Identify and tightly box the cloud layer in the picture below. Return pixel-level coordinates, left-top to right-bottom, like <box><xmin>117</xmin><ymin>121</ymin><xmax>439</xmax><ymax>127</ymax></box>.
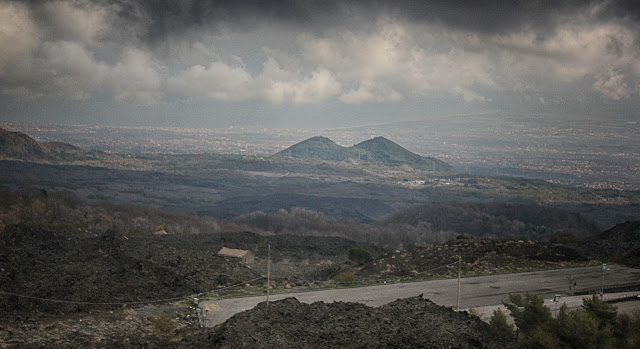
<box><xmin>1</xmin><ymin>0</ymin><xmax>639</xmax><ymax>118</ymax></box>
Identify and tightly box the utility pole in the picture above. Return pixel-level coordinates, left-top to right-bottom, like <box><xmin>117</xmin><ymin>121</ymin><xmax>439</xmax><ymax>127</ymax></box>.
<box><xmin>601</xmin><ymin>263</ymin><xmax>605</xmax><ymax>300</ymax></box>
<box><xmin>267</xmin><ymin>244</ymin><xmax>271</xmax><ymax>307</ymax></box>
<box><xmin>457</xmin><ymin>255</ymin><xmax>462</xmax><ymax>309</ymax></box>
<box><xmin>553</xmin><ymin>295</ymin><xmax>561</xmax><ymax>316</ymax></box>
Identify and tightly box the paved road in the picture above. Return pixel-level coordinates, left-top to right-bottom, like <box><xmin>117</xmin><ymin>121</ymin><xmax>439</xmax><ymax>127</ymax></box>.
<box><xmin>199</xmin><ymin>265</ymin><xmax>640</xmax><ymax>327</ymax></box>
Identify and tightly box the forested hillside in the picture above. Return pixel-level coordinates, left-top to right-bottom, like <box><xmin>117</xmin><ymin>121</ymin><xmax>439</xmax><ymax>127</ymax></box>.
<box><xmin>385</xmin><ymin>202</ymin><xmax>601</xmax><ymax>241</ymax></box>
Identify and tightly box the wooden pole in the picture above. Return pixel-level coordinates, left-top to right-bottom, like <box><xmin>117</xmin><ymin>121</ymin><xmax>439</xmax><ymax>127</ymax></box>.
<box><xmin>457</xmin><ymin>255</ymin><xmax>461</xmax><ymax>309</ymax></box>
<box><xmin>267</xmin><ymin>244</ymin><xmax>271</xmax><ymax>307</ymax></box>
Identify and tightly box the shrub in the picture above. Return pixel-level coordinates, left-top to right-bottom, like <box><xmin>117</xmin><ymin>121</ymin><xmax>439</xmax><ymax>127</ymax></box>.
<box><xmin>550</xmin><ymin>232</ymin><xmax>578</xmax><ymax>244</ymax></box>
<box><xmin>348</xmin><ymin>247</ymin><xmax>372</xmax><ymax>264</ymax></box>
<box><xmin>335</xmin><ymin>271</ymin><xmax>358</xmax><ymax>286</ymax></box>
<box><xmin>149</xmin><ymin>311</ymin><xmax>176</xmax><ymax>336</ymax></box>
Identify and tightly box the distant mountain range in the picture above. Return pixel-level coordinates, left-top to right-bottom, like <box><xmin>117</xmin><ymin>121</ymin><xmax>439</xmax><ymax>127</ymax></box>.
<box><xmin>0</xmin><ymin>128</ymin><xmax>85</xmax><ymax>161</ymax></box>
<box><xmin>273</xmin><ymin>136</ymin><xmax>453</xmax><ymax>171</ymax></box>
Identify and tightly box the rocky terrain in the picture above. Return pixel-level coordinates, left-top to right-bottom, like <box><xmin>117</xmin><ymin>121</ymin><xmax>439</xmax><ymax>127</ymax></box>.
<box><xmin>190</xmin><ymin>296</ymin><xmax>521</xmax><ymax>348</ymax></box>
<box><xmin>577</xmin><ymin>220</ymin><xmax>640</xmax><ymax>267</ymax></box>
<box><xmin>2</xmin><ymin>296</ymin><xmax>523</xmax><ymax>348</ymax></box>
<box><xmin>354</xmin><ymin>236</ymin><xmax>593</xmax><ymax>282</ymax></box>
<box><xmin>0</xmin><ymin>226</ymin><xmax>260</xmax><ymax>322</ymax></box>
<box><xmin>0</xmin><ymin>178</ymin><xmax>636</xmax><ymax>347</ymax></box>
<box><xmin>0</xmin><ymin>222</ymin><xmax>385</xmax><ymax>321</ymax></box>
<box><xmin>1</xmin><ymin>307</ymin><xmax>162</xmax><ymax>348</ymax></box>
<box><xmin>2</xmin><ymin>221</ymin><xmax>638</xmax><ymax>347</ymax></box>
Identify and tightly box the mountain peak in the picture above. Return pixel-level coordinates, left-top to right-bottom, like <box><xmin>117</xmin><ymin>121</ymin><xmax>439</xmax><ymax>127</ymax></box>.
<box><xmin>302</xmin><ymin>136</ymin><xmax>336</xmax><ymax>144</ymax></box>
<box><xmin>355</xmin><ymin>136</ymin><xmax>399</xmax><ymax>148</ymax></box>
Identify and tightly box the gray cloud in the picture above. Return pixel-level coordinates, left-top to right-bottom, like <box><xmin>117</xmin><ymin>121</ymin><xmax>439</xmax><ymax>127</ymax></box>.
<box><xmin>1</xmin><ymin>0</ymin><xmax>639</xmax><ymax>127</ymax></box>
<box><xmin>96</xmin><ymin>0</ymin><xmax>640</xmax><ymax>42</ymax></box>
<box><xmin>16</xmin><ymin>1</ymin><xmax>640</xmax><ymax>44</ymax></box>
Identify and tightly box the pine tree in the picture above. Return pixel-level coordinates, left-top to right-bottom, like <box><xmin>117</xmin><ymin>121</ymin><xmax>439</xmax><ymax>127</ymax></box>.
<box><xmin>489</xmin><ymin>308</ymin><xmax>516</xmax><ymax>339</ymax></box>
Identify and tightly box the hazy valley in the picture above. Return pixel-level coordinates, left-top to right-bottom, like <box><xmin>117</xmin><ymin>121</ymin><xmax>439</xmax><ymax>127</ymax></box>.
<box><xmin>1</xmin><ymin>124</ymin><xmax>640</xmax><ymax>348</ymax></box>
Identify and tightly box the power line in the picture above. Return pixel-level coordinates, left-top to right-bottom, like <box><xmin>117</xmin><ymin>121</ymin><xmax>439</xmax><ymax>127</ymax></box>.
<box><xmin>266</xmin><ymin>259</ymin><xmax>460</xmax><ymax>286</ymax></box>
<box><xmin>0</xmin><ymin>250</ymin><xmax>500</xmax><ymax>307</ymax></box>
<box><xmin>0</xmin><ymin>276</ymin><xmax>264</xmax><ymax>306</ymax></box>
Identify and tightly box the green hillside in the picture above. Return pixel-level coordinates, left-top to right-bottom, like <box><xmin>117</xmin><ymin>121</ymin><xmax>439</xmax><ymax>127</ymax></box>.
<box><xmin>273</xmin><ymin>136</ymin><xmax>453</xmax><ymax>171</ymax></box>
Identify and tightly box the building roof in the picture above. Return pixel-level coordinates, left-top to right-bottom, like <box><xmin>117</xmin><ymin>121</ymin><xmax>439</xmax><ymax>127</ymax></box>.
<box><xmin>218</xmin><ymin>247</ymin><xmax>252</xmax><ymax>258</ymax></box>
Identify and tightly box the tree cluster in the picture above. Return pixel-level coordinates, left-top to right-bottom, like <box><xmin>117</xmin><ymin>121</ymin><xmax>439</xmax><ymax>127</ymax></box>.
<box><xmin>385</xmin><ymin>202</ymin><xmax>600</xmax><ymax>241</ymax></box>
<box><xmin>0</xmin><ymin>187</ymin><xmax>222</xmax><ymax>235</ymax></box>
<box><xmin>231</xmin><ymin>207</ymin><xmax>456</xmax><ymax>248</ymax></box>
<box><xmin>492</xmin><ymin>293</ymin><xmax>640</xmax><ymax>348</ymax></box>
<box><xmin>0</xmin><ymin>187</ymin><xmax>605</xmax><ymax>251</ymax></box>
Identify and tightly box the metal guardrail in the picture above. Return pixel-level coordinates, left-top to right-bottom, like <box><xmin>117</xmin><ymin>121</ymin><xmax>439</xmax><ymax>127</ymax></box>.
<box><xmin>605</xmin><ymin>292</ymin><xmax>640</xmax><ymax>303</ymax></box>
<box><xmin>574</xmin><ymin>282</ymin><xmax>640</xmax><ymax>296</ymax></box>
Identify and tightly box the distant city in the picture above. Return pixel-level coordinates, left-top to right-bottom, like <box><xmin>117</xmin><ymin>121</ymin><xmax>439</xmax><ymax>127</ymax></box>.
<box><xmin>2</xmin><ymin>112</ymin><xmax>638</xmax><ymax>190</ymax></box>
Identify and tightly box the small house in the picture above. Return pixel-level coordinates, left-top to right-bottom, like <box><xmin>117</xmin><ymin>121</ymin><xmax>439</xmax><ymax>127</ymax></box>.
<box><xmin>217</xmin><ymin>247</ymin><xmax>255</xmax><ymax>264</ymax></box>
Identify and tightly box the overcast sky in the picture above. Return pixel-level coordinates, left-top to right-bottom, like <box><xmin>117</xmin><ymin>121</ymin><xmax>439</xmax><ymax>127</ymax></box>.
<box><xmin>1</xmin><ymin>0</ymin><xmax>639</xmax><ymax>128</ymax></box>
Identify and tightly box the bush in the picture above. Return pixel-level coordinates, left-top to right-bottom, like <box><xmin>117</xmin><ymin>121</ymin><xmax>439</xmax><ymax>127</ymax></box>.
<box><xmin>335</xmin><ymin>271</ymin><xmax>358</xmax><ymax>286</ymax></box>
<box><xmin>348</xmin><ymin>247</ymin><xmax>372</xmax><ymax>264</ymax></box>
<box><xmin>149</xmin><ymin>311</ymin><xmax>175</xmax><ymax>336</ymax></box>
<box><xmin>549</xmin><ymin>232</ymin><xmax>578</xmax><ymax>244</ymax></box>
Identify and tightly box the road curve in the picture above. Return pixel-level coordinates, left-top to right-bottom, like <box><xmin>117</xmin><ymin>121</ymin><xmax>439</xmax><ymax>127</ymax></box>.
<box><xmin>199</xmin><ymin>265</ymin><xmax>640</xmax><ymax>327</ymax></box>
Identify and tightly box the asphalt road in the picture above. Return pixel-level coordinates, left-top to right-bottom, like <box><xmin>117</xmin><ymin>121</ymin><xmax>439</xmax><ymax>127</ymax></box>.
<box><xmin>199</xmin><ymin>265</ymin><xmax>640</xmax><ymax>327</ymax></box>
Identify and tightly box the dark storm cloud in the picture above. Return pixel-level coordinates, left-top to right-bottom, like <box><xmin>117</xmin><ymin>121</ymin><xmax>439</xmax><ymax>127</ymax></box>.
<box><xmin>389</xmin><ymin>0</ymin><xmax>640</xmax><ymax>32</ymax></box>
<box><xmin>100</xmin><ymin>0</ymin><xmax>640</xmax><ymax>42</ymax></box>
<box><xmin>110</xmin><ymin>0</ymin><xmax>351</xmax><ymax>42</ymax></box>
<box><xmin>16</xmin><ymin>0</ymin><xmax>640</xmax><ymax>43</ymax></box>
